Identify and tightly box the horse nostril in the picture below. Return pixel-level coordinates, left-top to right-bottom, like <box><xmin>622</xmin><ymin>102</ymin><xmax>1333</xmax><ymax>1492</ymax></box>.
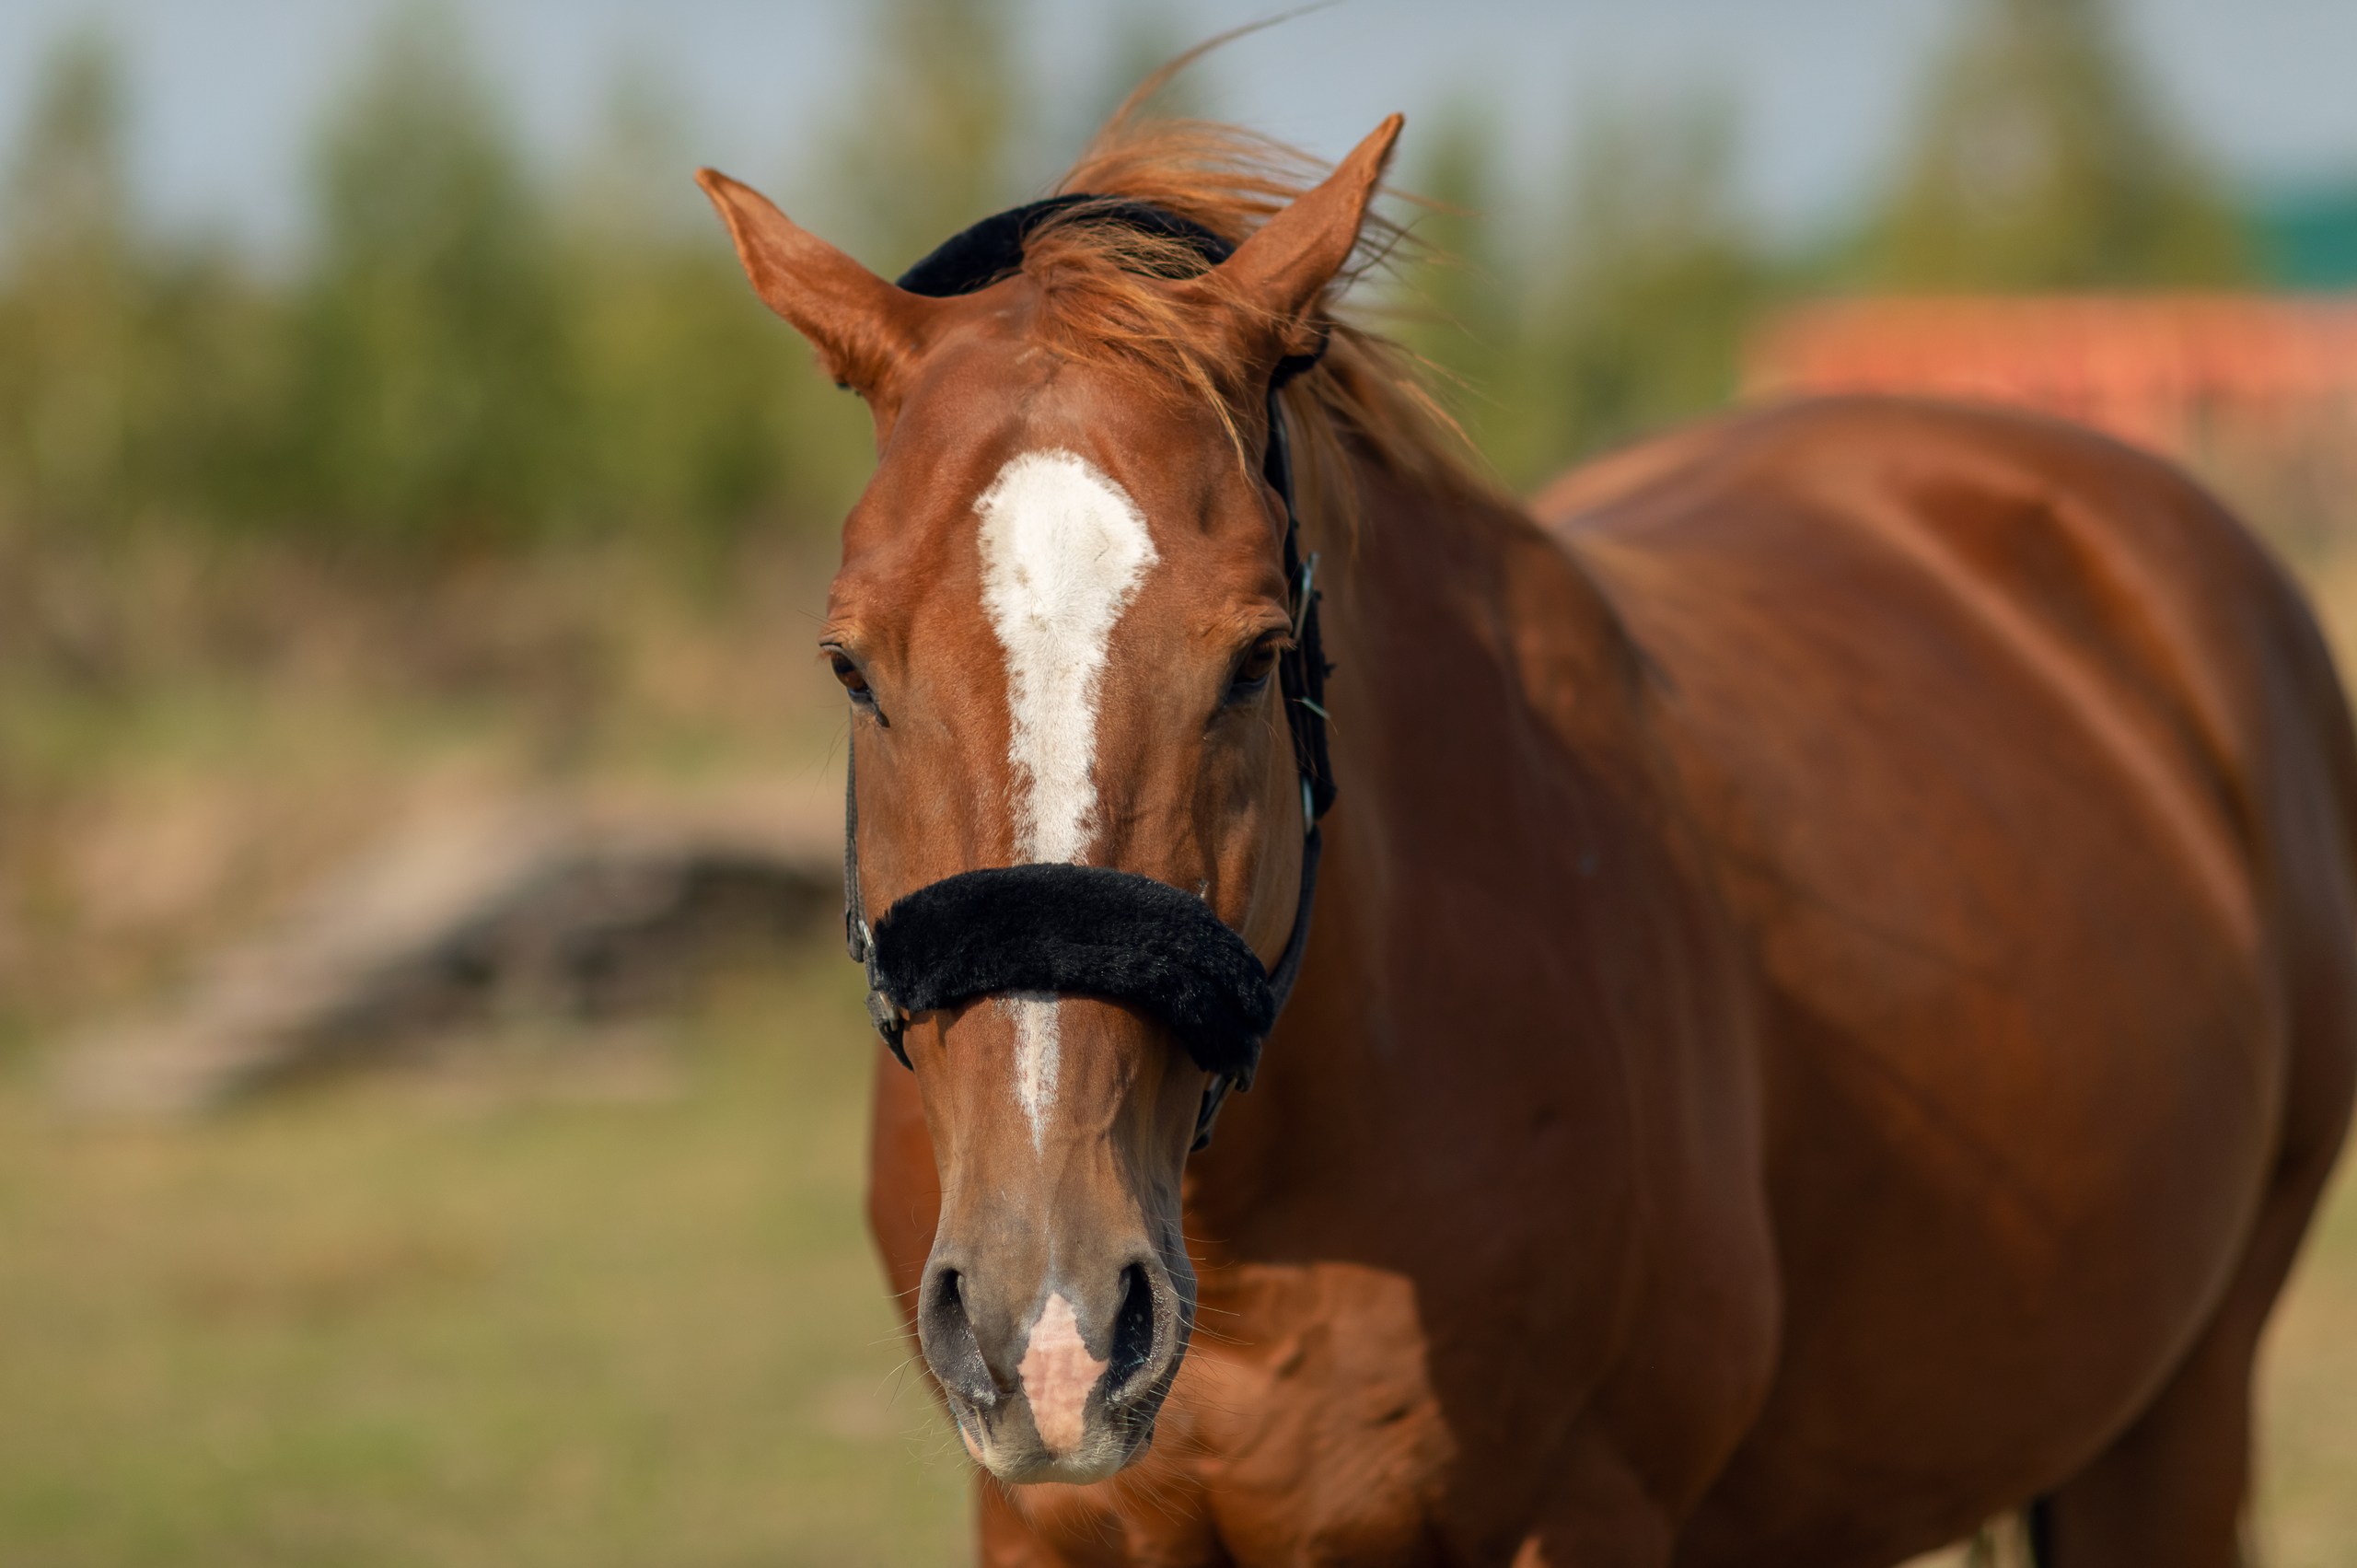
<box><xmin>1108</xmin><ymin>1262</ymin><xmax>1159</xmax><ymax>1388</ymax></box>
<box><xmin>920</xmin><ymin>1267</ymin><xmax>996</xmax><ymax>1407</ymax></box>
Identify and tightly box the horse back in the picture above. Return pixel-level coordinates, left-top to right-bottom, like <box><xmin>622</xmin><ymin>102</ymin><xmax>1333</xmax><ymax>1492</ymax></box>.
<box><xmin>1536</xmin><ymin>394</ymin><xmax>2357</xmax><ymax>1560</ymax></box>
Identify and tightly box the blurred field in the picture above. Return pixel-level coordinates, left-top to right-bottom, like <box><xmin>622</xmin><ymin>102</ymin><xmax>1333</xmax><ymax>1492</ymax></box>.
<box><xmin>0</xmin><ymin>945</ymin><xmax>972</xmax><ymax>1568</ymax></box>
<box><xmin>3</xmin><ymin>907</ymin><xmax>2356</xmax><ymax>1568</ymax></box>
<box><xmin>2264</xmin><ymin>1159</ymin><xmax>2357</xmax><ymax>1568</ymax></box>
<box><xmin>2</xmin><ymin>535</ymin><xmax>2356</xmax><ymax>1566</ymax></box>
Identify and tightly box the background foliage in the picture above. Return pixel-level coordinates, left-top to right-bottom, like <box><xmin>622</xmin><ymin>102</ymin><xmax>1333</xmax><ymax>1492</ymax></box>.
<box><xmin>0</xmin><ymin>0</ymin><xmax>2280</xmax><ymax>556</ymax></box>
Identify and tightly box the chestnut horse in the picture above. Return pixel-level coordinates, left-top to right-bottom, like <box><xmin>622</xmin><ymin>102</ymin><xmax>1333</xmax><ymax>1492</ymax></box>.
<box><xmin>700</xmin><ymin>107</ymin><xmax>2357</xmax><ymax>1567</ymax></box>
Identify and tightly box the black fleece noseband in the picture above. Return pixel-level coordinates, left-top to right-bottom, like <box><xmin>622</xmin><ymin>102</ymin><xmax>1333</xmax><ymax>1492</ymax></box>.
<box><xmin>839</xmin><ymin>195</ymin><xmax>1337</xmax><ymax>1148</ymax></box>
<box><xmin>870</xmin><ymin>865</ymin><xmax>1272</xmax><ymax>1081</ymax></box>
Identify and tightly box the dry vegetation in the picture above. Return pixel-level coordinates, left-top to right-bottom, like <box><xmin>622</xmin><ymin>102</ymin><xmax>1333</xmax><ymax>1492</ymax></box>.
<box><xmin>0</xmin><ymin>534</ymin><xmax>848</xmax><ymax>1049</ymax></box>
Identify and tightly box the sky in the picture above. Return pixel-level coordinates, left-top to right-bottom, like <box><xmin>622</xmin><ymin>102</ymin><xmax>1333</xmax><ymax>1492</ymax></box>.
<box><xmin>2</xmin><ymin>0</ymin><xmax>2354</xmax><ymax>258</ymax></box>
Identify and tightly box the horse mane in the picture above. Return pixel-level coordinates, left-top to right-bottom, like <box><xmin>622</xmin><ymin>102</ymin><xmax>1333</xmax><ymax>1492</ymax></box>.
<box><xmin>1014</xmin><ymin>96</ymin><xmax>1502</xmax><ymax>526</ymax></box>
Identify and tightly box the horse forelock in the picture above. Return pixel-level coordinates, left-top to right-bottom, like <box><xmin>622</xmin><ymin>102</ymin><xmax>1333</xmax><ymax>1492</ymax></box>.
<box><xmin>1010</xmin><ymin>113</ymin><xmax>1500</xmax><ymax>527</ymax></box>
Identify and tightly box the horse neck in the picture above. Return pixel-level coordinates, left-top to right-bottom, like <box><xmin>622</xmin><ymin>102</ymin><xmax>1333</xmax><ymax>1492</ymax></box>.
<box><xmin>1188</xmin><ymin>442</ymin><xmax>1676</xmax><ymax>1214</ymax></box>
<box><xmin>1319</xmin><ymin>444</ymin><xmax>1649</xmax><ymax>837</ymax></box>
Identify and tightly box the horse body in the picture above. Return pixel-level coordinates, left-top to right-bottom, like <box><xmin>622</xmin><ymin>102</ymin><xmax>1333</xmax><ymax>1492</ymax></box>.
<box><xmin>1555</xmin><ymin>397</ymin><xmax>2357</xmax><ymax>1563</ymax></box>
<box><xmin>869</xmin><ymin>395</ymin><xmax>2356</xmax><ymax>1565</ymax></box>
<box><xmin>702</xmin><ymin>106</ymin><xmax>2354</xmax><ymax>1567</ymax></box>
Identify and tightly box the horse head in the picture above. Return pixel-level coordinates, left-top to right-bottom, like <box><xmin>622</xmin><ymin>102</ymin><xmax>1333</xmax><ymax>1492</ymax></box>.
<box><xmin>699</xmin><ymin>116</ymin><xmax>1399</xmax><ymax>1483</ymax></box>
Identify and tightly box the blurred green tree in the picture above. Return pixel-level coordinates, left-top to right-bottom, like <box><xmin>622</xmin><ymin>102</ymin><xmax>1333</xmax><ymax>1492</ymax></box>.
<box><xmin>1394</xmin><ymin>100</ymin><xmax>1527</xmax><ymax>482</ymax></box>
<box><xmin>1401</xmin><ymin>90</ymin><xmax>1762</xmax><ymax>488</ymax></box>
<box><xmin>0</xmin><ymin>21</ymin><xmax>294</xmax><ymax>595</ymax></box>
<box><xmin>821</xmin><ymin>0</ymin><xmax>1028</xmax><ymax>274</ymax></box>
<box><xmin>1863</xmin><ymin>0</ymin><xmax>2249</xmax><ymax>289</ymax></box>
<box><xmin>1530</xmin><ymin>94</ymin><xmax>1761</xmax><ymax>467</ymax></box>
<box><xmin>0</xmin><ymin>5</ymin><xmax>1778</xmax><ymax>558</ymax></box>
<box><xmin>1</xmin><ymin>26</ymin><xmax>130</xmax><ymax>270</ymax></box>
<box><xmin>560</xmin><ymin>63</ymin><xmax>829</xmax><ymax>553</ymax></box>
<box><xmin>0</xmin><ymin>26</ymin><xmax>141</xmax><ymax>531</ymax></box>
<box><xmin>290</xmin><ymin>4</ymin><xmax>572</xmax><ymax>551</ymax></box>
<box><xmin>1067</xmin><ymin>9</ymin><xmax>1213</xmax><ymax>150</ymax></box>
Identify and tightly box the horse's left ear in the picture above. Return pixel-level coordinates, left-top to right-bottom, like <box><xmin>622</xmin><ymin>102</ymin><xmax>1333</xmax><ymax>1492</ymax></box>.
<box><xmin>1190</xmin><ymin>113</ymin><xmax>1402</xmax><ymax>374</ymax></box>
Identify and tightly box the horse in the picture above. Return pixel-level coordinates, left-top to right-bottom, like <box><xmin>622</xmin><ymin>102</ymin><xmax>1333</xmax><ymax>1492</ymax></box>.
<box><xmin>698</xmin><ymin>101</ymin><xmax>2357</xmax><ymax>1567</ymax></box>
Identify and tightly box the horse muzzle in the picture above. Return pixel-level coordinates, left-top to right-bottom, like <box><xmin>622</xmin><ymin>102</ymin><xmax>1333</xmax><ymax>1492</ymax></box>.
<box><xmin>918</xmin><ymin>1239</ymin><xmax>1193</xmax><ymax>1483</ymax></box>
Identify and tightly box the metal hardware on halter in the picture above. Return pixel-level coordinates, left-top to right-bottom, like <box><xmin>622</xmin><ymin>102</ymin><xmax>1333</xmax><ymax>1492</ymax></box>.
<box><xmin>836</xmin><ymin>193</ymin><xmax>1339</xmax><ymax>1147</ymax></box>
<box><xmin>842</xmin><ymin>768</ymin><xmax>910</xmax><ymax>1068</ymax></box>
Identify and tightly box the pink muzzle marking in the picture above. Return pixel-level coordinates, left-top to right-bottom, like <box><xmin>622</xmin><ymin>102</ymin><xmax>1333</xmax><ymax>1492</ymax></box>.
<box><xmin>1016</xmin><ymin>1293</ymin><xmax>1107</xmax><ymax>1455</ymax></box>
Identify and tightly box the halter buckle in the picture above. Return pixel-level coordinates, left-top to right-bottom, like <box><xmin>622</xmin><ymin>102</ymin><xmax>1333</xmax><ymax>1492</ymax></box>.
<box><xmin>866</xmin><ymin>987</ymin><xmax>909</xmax><ymax>1068</ymax></box>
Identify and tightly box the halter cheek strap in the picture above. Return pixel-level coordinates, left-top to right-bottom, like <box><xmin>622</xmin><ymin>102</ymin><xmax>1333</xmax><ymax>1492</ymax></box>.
<box><xmin>839</xmin><ymin>195</ymin><xmax>1337</xmax><ymax>1150</ymax></box>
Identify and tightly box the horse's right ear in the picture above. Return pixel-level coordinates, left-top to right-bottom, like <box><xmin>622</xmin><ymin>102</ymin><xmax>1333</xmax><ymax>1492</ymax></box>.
<box><xmin>696</xmin><ymin>168</ymin><xmax>942</xmax><ymax>398</ymax></box>
<box><xmin>1182</xmin><ymin>114</ymin><xmax>1403</xmax><ymax>381</ymax></box>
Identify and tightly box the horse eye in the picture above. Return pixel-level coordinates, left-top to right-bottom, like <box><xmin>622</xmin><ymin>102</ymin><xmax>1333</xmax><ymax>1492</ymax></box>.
<box><xmin>826</xmin><ymin>648</ymin><xmax>875</xmax><ymax>704</ymax></box>
<box><xmin>1223</xmin><ymin>639</ymin><xmax>1283</xmax><ymax>707</ymax></box>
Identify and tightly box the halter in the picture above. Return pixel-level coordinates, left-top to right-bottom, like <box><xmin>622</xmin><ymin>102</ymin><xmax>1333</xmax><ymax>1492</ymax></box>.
<box><xmin>840</xmin><ymin>194</ymin><xmax>1336</xmax><ymax>1149</ymax></box>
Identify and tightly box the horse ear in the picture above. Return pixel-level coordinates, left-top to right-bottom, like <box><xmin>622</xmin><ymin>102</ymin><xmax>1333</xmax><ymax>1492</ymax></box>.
<box><xmin>1196</xmin><ymin>113</ymin><xmax>1402</xmax><ymax>368</ymax></box>
<box><xmin>696</xmin><ymin>168</ymin><xmax>941</xmax><ymax>398</ymax></box>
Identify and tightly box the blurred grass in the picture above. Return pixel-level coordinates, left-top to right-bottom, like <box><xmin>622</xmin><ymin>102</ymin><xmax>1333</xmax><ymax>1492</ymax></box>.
<box><xmin>0</xmin><ymin>553</ymin><xmax>2352</xmax><ymax>1568</ymax></box>
<box><xmin>2259</xmin><ymin>1156</ymin><xmax>2357</xmax><ymax>1568</ymax></box>
<box><xmin>0</xmin><ymin>943</ymin><xmax>972</xmax><ymax>1568</ymax></box>
<box><xmin>1</xmin><ymin>955</ymin><xmax>2353</xmax><ymax>1568</ymax></box>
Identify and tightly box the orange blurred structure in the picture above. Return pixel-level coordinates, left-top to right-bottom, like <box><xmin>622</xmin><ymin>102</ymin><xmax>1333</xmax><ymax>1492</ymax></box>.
<box><xmin>1747</xmin><ymin>296</ymin><xmax>2357</xmax><ymax>546</ymax></box>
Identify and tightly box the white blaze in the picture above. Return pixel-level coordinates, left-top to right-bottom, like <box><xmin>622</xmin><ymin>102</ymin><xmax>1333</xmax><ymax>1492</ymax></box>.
<box><xmin>976</xmin><ymin>450</ymin><xmax>1159</xmax><ymax>864</ymax></box>
<box><xmin>998</xmin><ymin>993</ymin><xmax>1061</xmax><ymax>1145</ymax></box>
<box><xmin>975</xmin><ymin>449</ymin><xmax>1159</xmax><ymax>1144</ymax></box>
